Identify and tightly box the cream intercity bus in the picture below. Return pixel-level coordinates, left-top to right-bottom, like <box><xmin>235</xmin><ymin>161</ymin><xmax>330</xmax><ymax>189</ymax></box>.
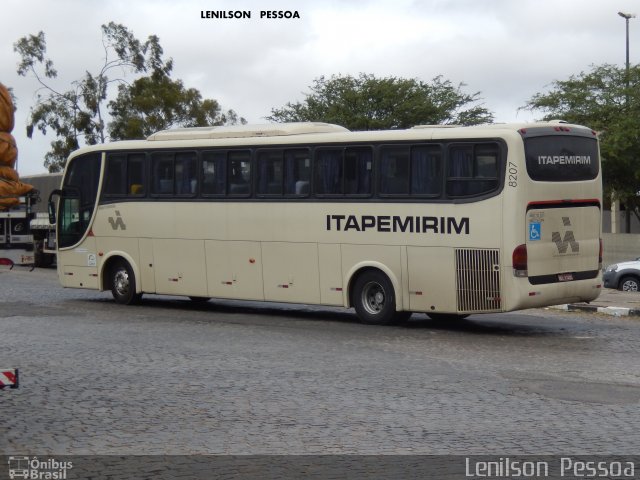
<box><xmin>49</xmin><ymin>121</ymin><xmax>602</xmax><ymax>324</ymax></box>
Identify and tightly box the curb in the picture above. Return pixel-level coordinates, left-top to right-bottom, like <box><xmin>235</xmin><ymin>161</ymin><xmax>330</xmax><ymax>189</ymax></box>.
<box><xmin>550</xmin><ymin>304</ymin><xmax>640</xmax><ymax>317</ymax></box>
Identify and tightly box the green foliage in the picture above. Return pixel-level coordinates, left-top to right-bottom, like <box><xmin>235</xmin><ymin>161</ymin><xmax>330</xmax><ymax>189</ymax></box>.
<box><xmin>14</xmin><ymin>23</ymin><xmax>166</xmax><ymax>171</ymax></box>
<box><xmin>108</xmin><ymin>74</ymin><xmax>244</xmax><ymax>140</ymax></box>
<box><xmin>522</xmin><ymin>64</ymin><xmax>640</xmax><ymax>223</ymax></box>
<box><xmin>15</xmin><ymin>23</ymin><xmax>240</xmax><ymax>172</ymax></box>
<box><xmin>15</xmin><ymin>31</ymin><xmax>57</xmax><ymax>79</ymax></box>
<box><xmin>267</xmin><ymin>73</ymin><xmax>493</xmax><ymax>129</ymax></box>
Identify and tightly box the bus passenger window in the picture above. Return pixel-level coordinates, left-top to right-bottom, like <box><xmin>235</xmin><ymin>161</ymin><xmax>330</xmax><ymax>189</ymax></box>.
<box><xmin>104</xmin><ymin>155</ymin><xmax>126</xmax><ymax>196</ymax></box>
<box><xmin>379</xmin><ymin>145</ymin><xmax>441</xmax><ymax>196</ymax></box>
<box><xmin>176</xmin><ymin>152</ymin><xmax>197</xmax><ymax>195</ymax></box>
<box><xmin>258</xmin><ymin>150</ymin><xmax>283</xmax><ymax>195</ymax></box>
<box><xmin>411</xmin><ymin>146</ymin><xmax>441</xmax><ymax>195</ymax></box>
<box><xmin>284</xmin><ymin>149</ymin><xmax>311</xmax><ymax>196</ymax></box>
<box><xmin>128</xmin><ymin>154</ymin><xmax>146</xmax><ymax>196</ymax></box>
<box><xmin>202</xmin><ymin>152</ymin><xmax>226</xmax><ymax>195</ymax></box>
<box><xmin>228</xmin><ymin>151</ymin><xmax>251</xmax><ymax>196</ymax></box>
<box><xmin>380</xmin><ymin>147</ymin><xmax>409</xmax><ymax>195</ymax></box>
<box><xmin>152</xmin><ymin>153</ymin><xmax>174</xmax><ymax>194</ymax></box>
<box><xmin>447</xmin><ymin>144</ymin><xmax>499</xmax><ymax>197</ymax></box>
<box><xmin>315</xmin><ymin>149</ymin><xmax>342</xmax><ymax>195</ymax></box>
<box><xmin>345</xmin><ymin>147</ymin><xmax>372</xmax><ymax>195</ymax></box>
<box><xmin>476</xmin><ymin>153</ymin><xmax>498</xmax><ymax>178</ymax></box>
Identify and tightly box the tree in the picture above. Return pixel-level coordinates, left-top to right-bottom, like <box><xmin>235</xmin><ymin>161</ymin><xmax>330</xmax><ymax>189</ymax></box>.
<box><xmin>15</xmin><ymin>24</ymin><xmax>243</xmax><ymax>171</ymax></box>
<box><xmin>14</xmin><ymin>24</ymin><xmax>168</xmax><ymax>171</ymax></box>
<box><xmin>522</xmin><ymin>64</ymin><xmax>640</xmax><ymax>231</ymax></box>
<box><xmin>267</xmin><ymin>73</ymin><xmax>493</xmax><ymax>129</ymax></box>
<box><xmin>108</xmin><ymin>72</ymin><xmax>245</xmax><ymax>140</ymax></box>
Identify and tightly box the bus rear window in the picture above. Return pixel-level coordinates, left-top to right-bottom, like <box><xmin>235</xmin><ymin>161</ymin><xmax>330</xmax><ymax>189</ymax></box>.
<box><xmin>524</xmin><ymin>136</ymin><xmax>599</xmax><ymax>181</ymax></box>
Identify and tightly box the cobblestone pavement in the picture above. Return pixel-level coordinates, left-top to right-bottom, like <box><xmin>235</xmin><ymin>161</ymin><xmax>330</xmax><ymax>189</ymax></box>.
<box><xmin>1</xmin><ymin>267</ymin><xmax>639</xmax><ymax>455</ymax></box>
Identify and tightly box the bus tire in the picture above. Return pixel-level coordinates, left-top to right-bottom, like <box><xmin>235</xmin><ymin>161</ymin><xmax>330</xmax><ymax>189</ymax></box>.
<box><xmin>110</xmin><ymin>260</ymin><xmax>142</xmax><ymax>305</ymax></box>
<box><xmin>352</xmin><ymin>270</ymin><xmax>399</xmax><ymax>325</ymax></box>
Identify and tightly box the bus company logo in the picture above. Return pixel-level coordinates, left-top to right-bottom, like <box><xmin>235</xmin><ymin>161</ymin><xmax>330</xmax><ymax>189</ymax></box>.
<box><xmin>325</xmin><ymin>214</ymin><xmax>470</xmax><ymax>234</ymax></box>
<box><xmin>7</xmin><ymin>456</ymin><xmax>73</xmax><ymax>479</ymax></box>
<box><xmin>108</xmin><ymin>210</ymin><xmax>126</xmax><ymax>231</ymax></box>
<box><xmin>537</xmin><ymin>155</ymin><xmax>591</xmax><ymax>166</ymax></box>
<box><xmin>552</xmin><ymin>217</ymin><xmax>579</xmax><ymax>254</ymax></box>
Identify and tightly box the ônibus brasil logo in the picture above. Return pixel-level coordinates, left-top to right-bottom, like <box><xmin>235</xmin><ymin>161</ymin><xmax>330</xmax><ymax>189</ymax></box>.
<box><xmin>7</xmin><ymin>456</ymin><xmax>73</xmax><ymax>480</ymax></box>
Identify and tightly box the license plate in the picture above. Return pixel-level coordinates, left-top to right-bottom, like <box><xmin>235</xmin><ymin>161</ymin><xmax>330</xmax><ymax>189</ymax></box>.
<box><xmin>20</xmin><ymin>255</ymin><xmax>34</xmax><ymax>264</ymax></box>
<box><xmin>558</xmin><ymin>273</ymin><xmax>573</xmax><ymax>282</ymax></box>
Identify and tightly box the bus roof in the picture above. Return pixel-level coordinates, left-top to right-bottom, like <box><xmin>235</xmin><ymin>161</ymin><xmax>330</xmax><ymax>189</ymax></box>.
<box><xmin>147</xmin><ymin>122</ymin><xmax>349</xmax><ymax>140</ymax></box>
<box><xmin>66</xmin><ymin>120</ymin><xmax>595</xmax><ymax>160</ymax></box>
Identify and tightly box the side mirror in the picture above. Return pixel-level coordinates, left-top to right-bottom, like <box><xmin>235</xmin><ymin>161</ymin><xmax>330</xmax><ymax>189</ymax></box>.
<box><xmin>48</xmin><ymin>189</ymin><xmax>63</xmax><ymax>225</ymax></box>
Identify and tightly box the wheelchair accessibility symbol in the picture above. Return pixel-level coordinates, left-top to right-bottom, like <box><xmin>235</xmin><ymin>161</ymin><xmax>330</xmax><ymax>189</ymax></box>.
<box><xmin>529</xmin><ymin>222</ymin><xmax>541</xmax><ymax>241</ymax></box>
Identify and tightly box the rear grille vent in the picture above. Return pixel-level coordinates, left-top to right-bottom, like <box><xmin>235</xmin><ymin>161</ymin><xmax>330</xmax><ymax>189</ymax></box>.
<box><xmin>455</xmin><ymin>248</ymin><xmax>501</xmax><ymax>312</ymax></box>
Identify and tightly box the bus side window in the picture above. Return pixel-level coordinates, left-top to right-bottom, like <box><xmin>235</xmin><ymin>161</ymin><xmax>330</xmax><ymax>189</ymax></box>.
<box><xmin>411</xmin><ymin>146</ymin><xmax>441</xmax><ymax>196</ymax></box>
<box><xmin>152</xmin><ymin>153</ymin><xmax>174</xmax><ymax>194</ymax></box>
<box><xmin>284</xmin><ymin>149</ymin><xmax>311</xmax><ymax>196</ymax></box>
<box><xmin>103</xmin><ymin>153</ymin><xmax>146</xmax><ymax>198</ymax></box>
<box><xmin>176</xmin><ymin>152</ymin><xmax>197</xmax><ymax>195</ymax></box>
<box><xmin>104</xmin><ymin>154</ymin><xmax>126</xmax><ymax>196</ymax></box>
<box><xmin>379</xmin><ymin>147</ymin><xmax>410</xmax><ymax>195</ymax></box>
<box><xmin>258</xmin><ymin>150</ymin><xmax>283</xmax><ymax>195</ymax></box>
<box><xmin>344</xmin><ymin>147</ymin><xmax>372</xmax><ymax>196</ymax></box>
<box><xmin>128</xmin><ymin>153</ymin><xmax>146</xmax><ymax>196</ymax></box>
<box><xmin>447</xmin><ymin>144</ymin><xmax>499</xmax><ymax>197</ymax></box>
<box><xmin>202</xmin><ymin>151</ymin><xmax>226</xmax><ymax>196</ymax></box>
<box><xmin>228</xmin><ymin>151</ymin><xmax>251</xmax><ymax>196</ymax></box>
<box><xmin>315</xmin><ymin>149</ymin><xmax>343</xmax><ymax>195</ymax></box>
<box><xmin>476</xmin><ymin>148</ymin><xmax>499</xmax><ymax>178</ymax></box>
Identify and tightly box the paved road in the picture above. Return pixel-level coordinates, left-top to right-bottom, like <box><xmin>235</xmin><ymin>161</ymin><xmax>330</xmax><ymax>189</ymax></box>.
<box><xmin>1</xmin><ymin>267</ymin><xmax>639</xmax><ymax>455</ymax></box>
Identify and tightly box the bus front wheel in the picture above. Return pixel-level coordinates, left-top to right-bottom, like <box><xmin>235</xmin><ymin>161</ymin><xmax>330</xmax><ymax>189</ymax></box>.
<box><xmin>352</xmin><ymin>270</ymin><xmax>399</xmax><ymax>325</ymax></box>
<box><xmin>110</xmin><ymin>260</ymin><xmax>142</xmax><ymax>305</ymax></box>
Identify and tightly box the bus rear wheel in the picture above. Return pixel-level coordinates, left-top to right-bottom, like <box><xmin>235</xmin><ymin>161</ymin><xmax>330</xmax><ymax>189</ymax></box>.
<box><xmin>110</xmin><ymin>260</ymin><xmax>142</xmax><ymax>305</ymax></box>
<box><xmin>352</xmin><ymin>270</ymin><xmax>399</xmax><ymax>325</ymax></box>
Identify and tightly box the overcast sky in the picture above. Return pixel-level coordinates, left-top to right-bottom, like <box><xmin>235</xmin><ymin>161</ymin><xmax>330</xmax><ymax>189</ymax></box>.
<box><xmin>2</xmin><ymin>0</ymin><xmax>638</xmax><ymax>175</ymax></box>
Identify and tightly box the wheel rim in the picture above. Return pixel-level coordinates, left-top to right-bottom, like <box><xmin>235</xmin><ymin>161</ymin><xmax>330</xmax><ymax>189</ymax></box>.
<box><xmin>361</xmin><ymin>281</ymin><xmax>386</xmax><ymax>315</ymax></box>
<box><xmin>114</xmin><ymin>268</ymin><xmax>130</xmax><ymax>297</ymax></box>
<box><xmin>622</xmin><ymin>280</ymin><xmax>638</xmax><ymax>292</ymax></box>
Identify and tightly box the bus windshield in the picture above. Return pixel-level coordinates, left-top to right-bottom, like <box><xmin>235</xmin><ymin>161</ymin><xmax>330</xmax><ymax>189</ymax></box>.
<box><xmin>58</xmin><ymin>153</ymin><xmax>101</xmax><ymax>248</ymax></box>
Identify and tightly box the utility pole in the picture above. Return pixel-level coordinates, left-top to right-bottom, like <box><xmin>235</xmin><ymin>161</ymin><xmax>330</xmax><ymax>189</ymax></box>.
<box><xmin>618</xmin><ymin>11</ymin><xmax>635</xmax><ymax>233</ymax></box>
<box><xmin>619</xmin><ymin>12</ymin><xmax>635</xmax><ymax>70</ymax></box>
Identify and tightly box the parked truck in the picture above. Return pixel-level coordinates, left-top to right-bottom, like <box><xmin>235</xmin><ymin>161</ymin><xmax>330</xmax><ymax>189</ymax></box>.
<box><xmin>0</xmin><ymin>173</ymin><xmax>61</xmax><ymax>268</ymax></box>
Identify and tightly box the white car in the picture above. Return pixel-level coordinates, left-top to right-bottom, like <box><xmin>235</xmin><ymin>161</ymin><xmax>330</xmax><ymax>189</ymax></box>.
<box><xmin>603</xmin><ymin>259</ymin><xmax>640</xmax><ymax>291</ymax></box>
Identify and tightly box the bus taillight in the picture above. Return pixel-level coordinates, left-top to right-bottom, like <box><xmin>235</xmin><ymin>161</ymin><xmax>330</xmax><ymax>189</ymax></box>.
<box><xmin>512</xmin><ymin>244</ymin><xmax>528</xmax><ymax>277</ymax></box>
